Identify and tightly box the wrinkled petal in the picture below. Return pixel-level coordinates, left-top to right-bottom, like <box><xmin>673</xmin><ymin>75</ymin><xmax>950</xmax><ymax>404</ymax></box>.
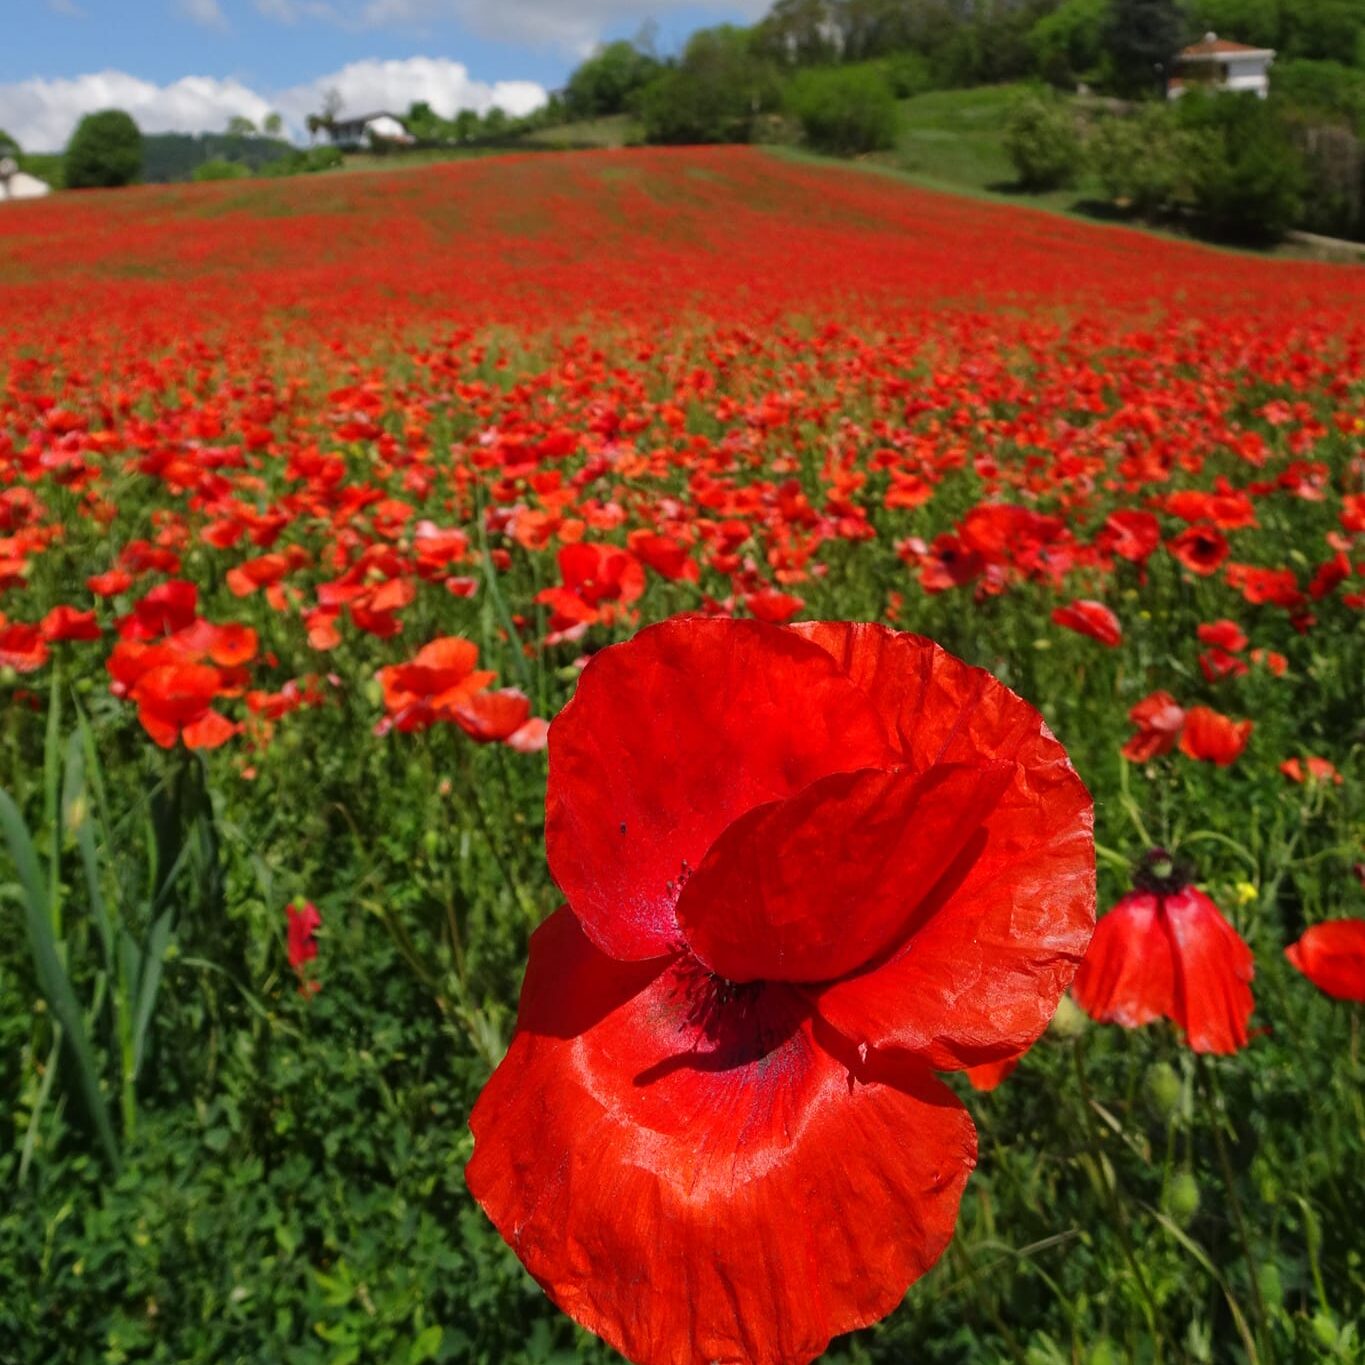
<box><xmin>1165</xmin><ymin>887</ymin><xmax>1255</xmax><ymax>1054</ymax></box>
<box><xmin>547</xmin><ymin>618</ymin><xmax>897</xmax><ymax>961</ymax></box>
<box><xmin>467</xmin><ymin>909</ymin><xmax>976</xmax><ymax>1365</ymax></box>
<box><xmin>676</xmin><ymin>762</ymin><xmax>1013</xmax><ymax>985</ymax></box>
<box><xmin>1285</xmin><ymin>919</ymin><xmax>1365</xmax><ymax>1003</ymax></box>
<box><xmin>1072</xmin><ymin>892</ymin><xmax>1175</xmax><ymax>1031</ymax></box>
<box><xmin>793</xmin><ymin>622</ymin><xmax>1094</xmax><ymax>1069</ymax></box>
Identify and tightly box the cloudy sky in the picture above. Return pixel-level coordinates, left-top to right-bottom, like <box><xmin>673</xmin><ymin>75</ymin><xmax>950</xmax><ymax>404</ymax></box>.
<box><xmin>3</xmin><ymin>0</ymin><xmax>770</xmax><ymax>150</ymax></box>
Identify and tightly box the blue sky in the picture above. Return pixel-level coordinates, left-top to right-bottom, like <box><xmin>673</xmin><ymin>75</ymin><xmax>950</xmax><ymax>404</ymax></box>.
<box><xmin>3</xmin><ymin>0</ymin><xmax>769</xmax><ymax>150</ymax></box>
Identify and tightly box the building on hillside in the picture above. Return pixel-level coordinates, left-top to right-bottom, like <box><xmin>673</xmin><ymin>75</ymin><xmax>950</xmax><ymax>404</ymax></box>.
<box><xmin>0</xmin><ymin>158</ymin><xmax>52</xmax><ymax>202</ymax></box>
<box><xmin>326</xmin><ymin>112</ymin><xmax>415</xmax><ymax>150</ymax></box>
<box><xmin>1167</xmin><ymin>33</ymin><xmax>1275</xmax><ymax>100</ymax></box>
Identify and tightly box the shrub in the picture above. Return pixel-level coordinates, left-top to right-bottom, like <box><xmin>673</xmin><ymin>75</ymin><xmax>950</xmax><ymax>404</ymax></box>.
<box><xmin>786</xmin><ymin>65</ymin><xmax>899</xmax><ymax>156</ymax></box>
<box><xmin>1003</xmin><ymin>94</ymin><xmax>1084</xmax><ymax>190</ymax></box>
<box><xmin>640</xmin><ymin>27</ymin><xmax>779</xmax><ymax>145</ymax></box>
<box><xmin>565</xmin><ymin>40</ymin><xmax>661</xmax><ymax>119</ymax></box>
<box><xmin>192</xmin><ymin>158</ymin><xmax>248</xmax><ymax>182</ymax></box>
<box><xmin>1090</xmin><ymin>106</ymin><xmax>1206</xmax><ymax>215</ymax></box>
<box><xmin>883</xmin><ymin>51</ymin><xmax>934</xmax><ymax>99</ymax></box>
<box><xmin>1177</xmin><ymin>91</ymin><xmax>1307</xmax><ymax>243</ymax></box>
<box><xmin>64</xmin><ymin>109</ymin><xmax>142</xmax><ymax>189</ymax></box>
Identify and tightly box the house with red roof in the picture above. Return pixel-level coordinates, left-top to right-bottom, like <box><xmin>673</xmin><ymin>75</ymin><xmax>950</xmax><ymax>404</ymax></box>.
<box><xmin>1168</xmin><ymin>32</ymin><xmax>1274</xmax><ymax>100</ymax></box>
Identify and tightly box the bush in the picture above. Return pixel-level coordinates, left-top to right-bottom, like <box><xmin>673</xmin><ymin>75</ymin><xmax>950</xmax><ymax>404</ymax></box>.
<box><xmin>1003</xmin><ymin>94</ymin><xmax>1084</xmax><ymax>190</ymax></box>
<box><xmin>565</xmin><ymin>40</ymin><xmax>661</xmax><ymax>119</ymax></box>
<box><xmin>1090</xmin><ymin>106</ymin><xmax>1206</xmax><ymax>215</ymax></box>
<box><xmin>640</xmin><ymin>27</ymin><xmax>779</xmax><ymax>145</ymax></box>
<box><xmin>1177</xmin><ymin>92</ymin><xmax>1307</xmax><ymax>243</ymax></box>
<box><xmin>64</xmin><ymin>109</ymin><xmax>142</xmax><ymax>189</ymax></box>
<box><xmin>883</xmin><ymin>51</ymin><xmax>934</xmax><ymax>99</ymax></box>
<box><xmin>786</xmin><ymin>65</ymin><xmax>899</xmax><ymax>156</ymax></box>
<box><xmin>192</xmin><ymin>158</ymin><xmax>248</xmax><ymax>182</ymax></box>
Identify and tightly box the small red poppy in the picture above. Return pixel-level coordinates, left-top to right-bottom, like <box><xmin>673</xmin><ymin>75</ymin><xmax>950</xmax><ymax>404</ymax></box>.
<box><xmin>1121</xmin><ymin>691</ymin><xmax>1185</xmax><ymax>763</ymax></box>
<box><xmin>1073</xmin><ymin>853</ymin><xmax>1255</xmax><ymax>1055</ymax></box>
<box><xmin>467</xmin><ymin>618</ymin><xmax>1095</xmax><ymax>1365</ymax></box>
<box><xmin>1051</xmin><ymin>599</ymin><xmax>1122</xmax><ymax>647</ymax></box>
<box><xmin>1167</xmin><ymin>526</ymin><xmax>1229</xmax><ymax>577</ymax></box>
<box><xmin>1179</xmin><ymin>706</ymin><xmax>1252</xmax><ymax>766</ymax></box>
<box><xmin>1285</xmin><ymin>920</ymin><xmax>1365</xmax><ymax>1002</ymax></box>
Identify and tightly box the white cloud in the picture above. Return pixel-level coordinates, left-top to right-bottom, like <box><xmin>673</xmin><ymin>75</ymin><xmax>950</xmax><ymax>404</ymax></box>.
<box><xmin>0</xmin><ymin>58</ymin><xmax>547</xmax><ymax>151</ymax></box>
<box><xmin>256</xmin><ymin>0</ymin><xmax>772</xmax><ymax>55</ymax></box>
<box><xmin>46</xmin><ymin>0</ymin><xmax>88</xmax><ymax>16</ymax></box>
<box><xmin>177</xmin><ymin>0</ymin><xmax>230</xmax><ymax>28</ymax></box>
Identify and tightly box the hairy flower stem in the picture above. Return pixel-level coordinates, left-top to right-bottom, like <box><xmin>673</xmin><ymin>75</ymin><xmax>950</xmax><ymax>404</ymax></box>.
<box><xmin>1072</xmin><ymin>1037</ymin><xmax>1164</xmax><ymax>1361</ymax></box>
<box><xmin>1196</xmin><ymin>1055</ymin><xmax>1271</xmax><ymax>1351</ymax></box>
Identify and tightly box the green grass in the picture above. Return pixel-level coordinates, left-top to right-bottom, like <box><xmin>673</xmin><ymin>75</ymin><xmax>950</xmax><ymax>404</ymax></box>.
<box><xmin>521</xmin><ymin>114</ymin><xmax>641</xmax><ymax>148</ymax></box>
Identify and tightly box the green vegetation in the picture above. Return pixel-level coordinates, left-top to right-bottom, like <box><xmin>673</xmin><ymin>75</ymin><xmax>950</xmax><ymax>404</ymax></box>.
<box><xmin>140</xmin><ymin>131</ymin><xmax>296</xmax><ymax>184</ymax></box>
<box><xmin>639</xmin><ymin>26</ymin><xmax>781</xmax><ymax>145</ymax></box>
<box><xmin>785</xmin><ymin>63</ymin><xmax>900</xmax><ymax>155</ymax></box>
<box><xmin>64</xmin><ymin>109</ymin><xmax>142</xmax><ymax>190</ymax></box>
<box><xmin>1003</xmin><ymin>91</ymin><xmax>1086</xmax><ymax>188</ymax></box>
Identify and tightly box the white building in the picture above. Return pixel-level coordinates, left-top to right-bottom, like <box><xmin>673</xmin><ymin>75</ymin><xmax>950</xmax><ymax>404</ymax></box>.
<box><xmin>1168</xmin><ymin>33</ymin><xmax>1275</xmax><ymax>100</ymax></box>
<box><xmin>0</xmin><ymin>158</ymin><xmax>52</xmax><ymax>202</ymax></box>
<box><xmin>326</xmin><ymin>112</ymin><xmax>415</xmax><ymax>150</ymax></box>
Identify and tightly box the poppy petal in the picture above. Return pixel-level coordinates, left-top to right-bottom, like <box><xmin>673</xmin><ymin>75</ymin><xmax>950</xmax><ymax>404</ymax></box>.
<box><xmin>793</xmin><ymin>622</ymin><xmax>1094</xmax><ymax>1068</ymax></box>
<box><xmin>1285</xmin><ymin>919</ymin><xmax>1365</xmax><ymax>1003</ymax></box>
<box><xmin>676</xmin><ymin>761</ymin><xmax>1014</xmax><ymax>985</ymax></box>
<box><xmin>1165</xmin><ymin>887</ymin><xmax>1255</xmax><ymax>1054</ymax></box>
<box><xmin>467</xmin><ymin>908</ymin><xmax>976</xmax><ymax>1365</ymax></box>
<box><xmin>1071</xmin><ymin>892</ymin><xmax>1176</xmax><ymax>1030</ymax></box>
<box><xmin>546</xmin><ymin>618</ymin><xmax>897</xmax><ymax>961</ymax></box>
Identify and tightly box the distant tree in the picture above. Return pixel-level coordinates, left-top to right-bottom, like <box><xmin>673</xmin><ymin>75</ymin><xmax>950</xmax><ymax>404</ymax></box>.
<box><xmin>786</xmin><ymin>63</ymin><xmax>899</xmax><ymax>153</ymax></box>
<box><xmin>263</xmin><ymin>112</ymin><xmax>284</xmax><ymax>138</ymax></box>
<box><xmin>1104</xmin><ymin>0</ymin><xmax>1185</xmax><ymax>97</ymax></box>
<box><xmin>640</xmin><ymin>26</ymin><xmax>780</xmax><ymax>145</ymax></box>
<box><xmin>1030</xmin><ymin>0</ymin><xmax>1108</xmax><ymax>87</ymax></box>
<box><xmin>192</xmin><ymin>157</ymin><xmax>248</xmax><ymax>182</ymax></box>
<box><xmin>453</xmin><ymin>109</ymin><xmax>482</xmax><ymax>142</ymax></box>
<box><xmin>65</xmin><ymin>109</ymin><xmax>143</xmax><ymax>189</ymax></box>
<box><xmin>481</xmin><ymin>107</ymin><xmax>511</xmax><ymax>137</ymax></box>
<box><xmin>0</xmin><ymin>128</ymin><xmax>19</xmax><ymax>157</ymax></box>
<box><xmin>1003</xmin><ymin>92</ymin><xmax>1085</xmax><ymax>188</ymax></box>
<box><xmin>226</xmin><ymin>115</ymin><xmax>257</xmax><ymax>137</ymax></box>
<box><xmin>564</xmin><ymin>40</ymin><xmax>661</xmax><ymax>118</ymax></box>
<box><xmin>753</xmin><ymin>0</ymin><xmax>839</xmax><ymax>67</ymax></box>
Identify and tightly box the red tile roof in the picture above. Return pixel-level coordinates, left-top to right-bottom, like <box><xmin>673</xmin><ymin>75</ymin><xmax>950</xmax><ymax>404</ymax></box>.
<box><xmin>1178</xmin><ymin>33</ymin><xmax>1273</xmax><ymax>58</ymax></box>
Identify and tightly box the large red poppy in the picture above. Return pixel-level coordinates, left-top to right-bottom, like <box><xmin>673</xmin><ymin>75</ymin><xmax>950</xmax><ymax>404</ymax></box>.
<box><xmin>1073</xmin><ymin>855</ymin><xmax>1255</xmax><ymax>1055</ymax></box>
<box><xmin>467</xmin><ymin>618</ymin><xmax>1095</xmax><ymax>1365</ymax></box>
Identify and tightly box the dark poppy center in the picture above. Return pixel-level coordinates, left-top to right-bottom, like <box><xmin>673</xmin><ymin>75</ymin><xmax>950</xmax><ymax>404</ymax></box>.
<box><xmin>1133</xmin><ymin>846</ymin><xmax>1194</xmax><ymax>896</ymax></box>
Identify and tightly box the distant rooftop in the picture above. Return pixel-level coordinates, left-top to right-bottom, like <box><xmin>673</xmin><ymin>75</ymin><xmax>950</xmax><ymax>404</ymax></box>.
<box><xmin>1178</xmin><ymin>32</ymin><xmax>1275</xmax><ymax>59</ymax></box>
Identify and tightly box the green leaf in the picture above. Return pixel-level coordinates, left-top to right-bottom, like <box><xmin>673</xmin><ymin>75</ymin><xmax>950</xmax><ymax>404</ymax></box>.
<box><xmin>0</xmin><ymin>787</ymin><xmax>121</xmax><ymax>1172</ymax></box>
<box><xmin>408</xmin><ymin>1325</ymin><xmax>444</xmax><ymax>1363</ymax></box>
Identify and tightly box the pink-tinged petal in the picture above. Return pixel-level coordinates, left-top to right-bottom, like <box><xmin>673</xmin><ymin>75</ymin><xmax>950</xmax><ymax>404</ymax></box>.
<box><xmin>546</xmin><ymin>618</ymin><xmax>897</xmax><ymax>961</ymax></box>
<box><xmin>793</xmin><ymin>623</ymin><xmax>1094</xmax><ymax>1069</ymax></box>
<box><xmin>467</xmin><ymin>909</ymin><xmax>976</xmax><ymax>1365</ymax></box>
<box><xmin>1164</xmin><ymin>887</ymin><xmax>1255</xmax><ymax>1054</ymax></box>
<box><xmin>1072</xmin><ymin>892</ymin><xmax>1175</xmax><ymax>1030</ymax></box>
<box><xmin>676</xmin><ymin>761</ymin><xmax>1013</xmax><ymax>985</ymax></box>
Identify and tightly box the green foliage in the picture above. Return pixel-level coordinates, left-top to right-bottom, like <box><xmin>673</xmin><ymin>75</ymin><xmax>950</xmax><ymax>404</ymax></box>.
<box><xmin>640</xmin><ymin>27</ymin><xmax>780</xmax><ymax>145</ymax></box>
<box><xmin>1273</xmin><ymin>59</ymin><xmax>1365</xmax><ymax>135</ymax></box>
<box><xmin>882</xmin><ymin>50</ymin><xmax>935</xmax><ymax>98</ymax></box>
<box><xmin>64</xmin><ymin>109</ymin><xmax>143</xmax><ymax>190</ymax></box>
<box><xmin>1030</xmin><ymin>0</ymin><xmax>1109</xmax><ymax>87</ymax></box>
<box><xmin>191</xmin><ymin>157</ymin><xmax>249</xmax><ymax>182</ymax></box>
<box><xmin>18</xmin><ymin>153</ymin><xmax>63</xmax><ymax>189</ymax></box>
<box><xmin>1103</xmin><ymin>0</ymin><xmax>1186</xmax><ymax>97</ymax></box>
<box><xmin>1003</xmin><ymin>92</ymin><xmax>1085</xmax><ymax>189</ymax></box>
<box><xmin>1090</xmin><ymin>105</ymin><xmax>1206</xmax><ymax>213</ymax></box>
<box><xmin>137</xmin><ymin>132</ymin><xmax>294</xmax><ymax>184</ymax></box>
<box><xmin>786</xmin><ymin>63</ymin><xmax>899</xmax><ymax>155</ymax></box>
<box><xmin>0</xmin><ymin>127</ymin><xmax>19</xmax><ymax>158</ymax></box>
<box><xmin>1176</xmin><ymin>90</ymin><xmax>1307</xmax><ymax>241</ymax></box>
<box><xmin>564</xmin><ymin>40</ymin><xmax>661</xmax><ymax>118</ymax></box>
<box><xmin>260</xmin><ymin>144</ymin><xmax>344</xmax><ymax>177</ymax></box>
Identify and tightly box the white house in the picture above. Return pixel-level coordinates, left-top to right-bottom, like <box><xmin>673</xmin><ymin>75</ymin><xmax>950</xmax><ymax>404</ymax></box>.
<box><xmin>0</xmin><ymin>157</ymin><xmax>52</xmax><ymax>202</ymax></box>
<box><xmin>1168</xmin><ymin>33</ymin><xmax>1275</xmax><ymax>100</ymax></box>
<box><xmin>326</xmin><ymin>112</ymin><xmax>415</xmax><ymax>150</ymax></box>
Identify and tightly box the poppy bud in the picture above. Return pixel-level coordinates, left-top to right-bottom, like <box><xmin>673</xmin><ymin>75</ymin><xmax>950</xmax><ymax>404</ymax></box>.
<box><xmin>1048</xmin><ymin>993</ymin><xmax>1088</xmax><ymax>1040</ymax></box>
<box><xmin>1087</xmin><ymin>1339</ymin><xmax>1121</xmax><ymax>1365</ymax></box>
<box><xmin>1258</xmin><ymin>1262</ymin><xmax>1283</xmax><ymax>1309</ymax></box>
<box><xmin>1164</xmin><ymin>1171</ymin><xmax>1200</xmax><ymax>1225</ymax></box>
<box><xmin>422</xmin><ymin>829</ymin><xmax>440</xmax><ymax>856</ymax></box>
<box><xmin>1143</xmin><ymin>1061</ymin><xmax>1182</xmax><ymax>1120</ymax></box>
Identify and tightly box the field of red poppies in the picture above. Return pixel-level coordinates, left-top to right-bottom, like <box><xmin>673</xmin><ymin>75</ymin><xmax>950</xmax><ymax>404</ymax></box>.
<box><xmin>1</xmin><ymin>147</ymin><xmax>1363</xmax><ymax>1363</ymax></box>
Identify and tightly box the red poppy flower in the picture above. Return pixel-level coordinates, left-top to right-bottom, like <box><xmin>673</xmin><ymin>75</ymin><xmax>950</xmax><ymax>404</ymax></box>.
<box><xmin>40</xmin><ymin>605</ymin><xmax>102</xmax><ymax>642</ymax></box>
<box><xmin>1121</xmin><ymin>691</ymin><xmax>1185</xmax><ymax>763</ymax></box>
<box><xmin>1279</xmin><ymin>756</ymin><xmax>1342</xmax><ymax>786</ymax></box>
<box><xmin>0</xmin><ymin>623</ymin><xmax>50</xmax><ymax>674</ymax></box>
<box><xmin>965</xmin><ymin>1055</ymin><xmax>1022</xmax><ymax>1092</ymax></box>
<box><xmin>1179</xmin><ymin>706</ymin><xmax>1252</xmax><ymax>766</ymax></box>
<box><xmin>468</xmin><ymin>618</ymin><xmax>1095</xmax><ymax>1365</ymax></box>
<box><xmin>1051</xmin><ymin>599</ymin><xmax>1122</xmax><ymax>647</ymax></box>
<box><xmin>376</xmin><ymin>636</ymin><xmax>495</xmax><ymax>733</ymax></box>
<box><xmin>1167</xmin><ymin>526</ymin><xmax>1229</xmax><ymax>577</ymax></box>
<box><xmin>745</xmin><ymin>588</ymin><xmax>806</xmax><ymax>624</ymax></box>
<box><xmin>1073</xmin><ymin>853</ymin><xmax>1255</xmax><ymax>1054</ymax></box>
<box><xmin>1196</xmin><ymin>620</ymin><xmax>1247</xmax><ymax>654</ymax></box>
<box><xmin>1099</xmin><ymin>509</ymin><xmax>1160</xmax><ymax>564</ymax></box>
<box><xmin>287</xmin><ymin>900</ymin><xmax>322</xmax><ymax>971</ymax></box>
<box><xmin>130</xmin><ymin>662</ymin><xmax>237</xmax><ymax>749</ymax></box>
<box><xmin>1285</xmin><ymin>920</ymin><xmax>1365</xmax><ymax>1002</ymax></box>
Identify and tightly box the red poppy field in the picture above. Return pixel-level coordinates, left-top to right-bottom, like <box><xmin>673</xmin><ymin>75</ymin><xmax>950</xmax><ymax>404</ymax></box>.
<box><xmin>2</xmin><ymin>147</ymin><xmax>1364</xmax><ymax>1363</ymax></box>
